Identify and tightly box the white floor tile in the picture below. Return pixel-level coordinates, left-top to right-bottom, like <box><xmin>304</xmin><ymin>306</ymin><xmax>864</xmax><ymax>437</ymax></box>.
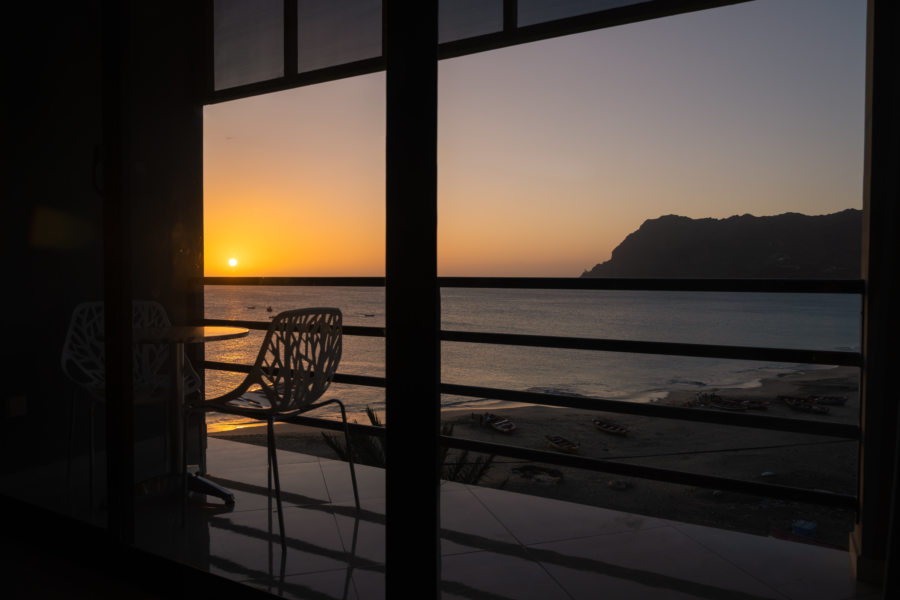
<box><xmin>207</xmin><ymin>504</ymin><xmax>350</xmax><ymax>579</ymax></box>
<box><xmin>673</xmin><ymin>521</ymin><xmax>873</xmax><ymax>598</ymax></box>
<box><xmin>440</xmin><ymin>487</ymin><xmax>521</xmax><ymax>555</ymax></box>
<box><xmin>442</xmin><ymin>551</ymin><xmax>572</xmax><ymax>600</ymax></box>
<box><xmin>533</xmin><ymin>526</ymin><xmax>785</xmax><ymax>600</ymax></box>
<box><xmin>470</xmin><ymin>484</ymin><xmax>673</xmax><ymax>545</ymax></box>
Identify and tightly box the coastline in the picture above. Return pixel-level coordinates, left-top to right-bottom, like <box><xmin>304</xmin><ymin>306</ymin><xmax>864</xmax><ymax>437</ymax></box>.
<box><xmin>210</xmin><ymin>365</ymin><xmax>859</xmax><ymax>548</ymax></box>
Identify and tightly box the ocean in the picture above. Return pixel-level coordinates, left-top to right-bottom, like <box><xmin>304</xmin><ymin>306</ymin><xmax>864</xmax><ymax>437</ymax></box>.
<box><xmin>203</xmin><ymin>286</ymin><xmax>861</xmax><ymax>431</ymax></box>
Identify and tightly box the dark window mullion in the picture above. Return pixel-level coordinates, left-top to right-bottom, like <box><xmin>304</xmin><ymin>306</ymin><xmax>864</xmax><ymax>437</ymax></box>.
<box><xmin>385</xmin><ymin>1</ymin><xmax>440</xmax><ymax>597</ymax></box>
<box><xmin>503</xmin><ymin>0</ymin><xmax>517</xmax><ymax>31</ymax></box>
<box><xmin>284</xmin><ymin>0</ymin><xmax>298</xmax><ymax>77</ymax></box>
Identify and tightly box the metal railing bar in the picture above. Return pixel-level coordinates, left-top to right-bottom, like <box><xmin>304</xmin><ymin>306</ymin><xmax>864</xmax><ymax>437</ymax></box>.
<box><xmin>201</xmin><ymin>360</ymin><xmax>385</xmax><ymax>389</ymax></box>
<box><xmin>438</xmin><ymin>277</ymin><xmax>864</xmax><ymax>294</ymax></box>
<box><xmin>201</xmin><ymin>276</ymin><xmax>864</xmax><ymax>294</ymax></box>
<box><xmin>201</xmin><ymin>359</ymin><xmax>858</xmax><ymax>438</ymax></box>
<box><xmin>201</xmin><ymin>318</ymin><xmax>385</xmax><ymax>337</ymax></box>
<box><xmin>199</xmin><ymin>317</ymin><xmax>859</xmax><ymax>366</ymax></box>
<box><xmin>440</xmin><ymin>435</ymin><xmax>857</xmax><ymax>509</ymax></box>
<box><xmin>279</xmin><ymin>414</ymin><xmax>386</xmax><ymax>437</ymax></box>
<box><xmin>334</xmin><ymin>373</ymin><xmax>386</xmax><ymax>388</ymax></box>
<box><xmin>442</xmin><ymin>330</ymin><xmax>862</xmax><ymax>367</ymax></box>
<box><xmin>203</xmin><ymin>360</ymin><xmax>251</xmax><ymax>374</ymax></box>
<box><xmin>212</xmin><ymin>406</ymin><xmax>855</xmax><ymax>508</ymax></box>
<box><xmin>203</xmin><ymin>359</ymin><xmax>858</xmax><ymax>438</ymax></box>
<box><xmin>203</xmin><ymin>276</ymin><xmax>385</xmax><ymax>286</ymax></box>
<box><xmin>201</xmin><ymin>319</ymin><xmax>268</xmax><ymax>330</ymax></box>
<box><xmin>440</xmin><ymin>383</ymin><xmax>861</xmax><ymax>440</ymax></box>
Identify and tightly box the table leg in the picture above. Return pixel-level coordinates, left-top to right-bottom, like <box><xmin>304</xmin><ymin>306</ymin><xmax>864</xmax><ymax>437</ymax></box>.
<box><xmin>175</xmin><ymin>341</ymin><xmax>235</xmax><ymax>506</ymax></box>
<box><xmin>172</xmin><ymin>342</ymin><xmax>184</xmax><ymax>477</ymax></box>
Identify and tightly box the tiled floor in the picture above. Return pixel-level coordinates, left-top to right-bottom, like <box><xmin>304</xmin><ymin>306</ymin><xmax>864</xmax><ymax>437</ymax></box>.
<box><xmin>129</xmin><ymin>437</ymin><xmax>880</xmax><ymax>600</ymax></box>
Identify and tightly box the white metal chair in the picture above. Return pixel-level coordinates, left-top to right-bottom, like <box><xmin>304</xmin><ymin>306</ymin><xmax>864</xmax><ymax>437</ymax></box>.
<box><xmin>186</xmin><ymin>307</ymin><xmax>359</xmax><ymax>542</ymax></box>
<box><xmin>60</xmin><ymin>300</ymin><xmax>202</xmax><ymax>398</ymax></box>
<box><xmin>60</xmin><ymin>300</ymin><xmax>202</xmax><ymax>506</ymax></box>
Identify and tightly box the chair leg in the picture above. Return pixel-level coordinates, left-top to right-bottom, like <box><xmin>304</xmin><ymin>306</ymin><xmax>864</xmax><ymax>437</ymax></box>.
<box><xmin>67</xmin><ymin>392</ymin><xmax>75</xmax><ymax>511</ymax></box>
<box><xmin>198</xmin><ymin>404</ymin><xmax>207</xmax><ymax>475</ymax></box>
<box><xmin>335</xmin><ymin>400</ymin><xmax>361</xmax><ymax>510</ymax></box>
<box><xmin>182</xmin><ymin>407</ymin><xmax>191</xmax><ymax>525</ymax></box>
<box><xmin>88</xmin><ymin>401</ymin><xmax>95</xmax><ymax>512</ymax></box>
<box><xmin>343</xmin><ymin>513</ymin><xmax>360</xmax><ymax>599</ymax></box>
<box><xmin>267</xmin><ymin>418</ymin><xmax>286</xmax><ymax>543</ymax></box>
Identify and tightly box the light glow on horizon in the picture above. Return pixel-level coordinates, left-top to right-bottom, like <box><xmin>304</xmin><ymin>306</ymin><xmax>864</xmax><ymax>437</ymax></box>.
<box><xmin>204</xmin><ymin>0</ymin><xmax>865</xmax><ymax>277</ymax></box>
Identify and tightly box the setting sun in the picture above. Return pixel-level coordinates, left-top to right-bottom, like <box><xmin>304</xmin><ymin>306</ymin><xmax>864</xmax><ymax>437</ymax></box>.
<box><xmin>228</xmin><ymin>258</ymin><xmax>238</xmax><ymax>267</ymax></box>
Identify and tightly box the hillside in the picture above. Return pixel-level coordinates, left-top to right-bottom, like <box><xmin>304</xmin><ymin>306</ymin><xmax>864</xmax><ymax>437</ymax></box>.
<box><xmin>581</xmin><ymin>209</ymin><xmax>861</xmax><ymax>279</ymax></box>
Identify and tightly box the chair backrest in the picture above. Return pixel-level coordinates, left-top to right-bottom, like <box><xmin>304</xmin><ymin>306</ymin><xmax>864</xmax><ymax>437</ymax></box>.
<box><xmin>131</xmin><ymin>300</ymin><xmax>203</xmax><ymax>395</ymax></box>
<box><xmin>132</xmin><ymin>300</ymin><xmax>173</xmax><ymax>388</ymax></box>
<box><xmin>249</xmin><ymin>308</ymin><xmax>342</xmax><ymax>414</ymax></box>
<box><xmin>60</xmin><ymin>300</ymin><xmax>202</xmax><ymax>399</ymax></box>
<box><xmin>60</xmin><ymin>302</ymin><xmax>106</xmax><ymax>399</ymax></box>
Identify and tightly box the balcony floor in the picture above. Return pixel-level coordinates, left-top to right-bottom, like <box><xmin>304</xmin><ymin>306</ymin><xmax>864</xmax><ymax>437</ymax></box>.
<box><xmin>127</xmin><ymin>437</ymin><xmax>882</xmax><ymax>600</ymax></box>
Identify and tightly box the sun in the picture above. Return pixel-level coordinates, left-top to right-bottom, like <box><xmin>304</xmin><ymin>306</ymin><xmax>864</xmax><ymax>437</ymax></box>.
<box><xmin>228</xmin><ymin>257</ymin><xmax>238</xmax><ymax>267</ymax></box>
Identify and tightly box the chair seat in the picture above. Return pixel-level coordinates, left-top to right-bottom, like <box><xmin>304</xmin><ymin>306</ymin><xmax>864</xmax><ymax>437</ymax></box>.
<box><xmin>203</xmin><ymin>391</ymin><xmax>279</xmax><ymax>417</ymax></box>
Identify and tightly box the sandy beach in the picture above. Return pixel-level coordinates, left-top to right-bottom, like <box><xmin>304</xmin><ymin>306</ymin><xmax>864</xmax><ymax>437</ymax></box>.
<box><xmin>211</xmin><ymin>366</ymin><xmax>860</xmax><ymax>548</ymax></box>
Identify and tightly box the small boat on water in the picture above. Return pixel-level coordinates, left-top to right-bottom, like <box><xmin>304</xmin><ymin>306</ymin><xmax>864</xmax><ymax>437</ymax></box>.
<box><xmin>780</xmin><ymin>395</ymin><xmax>830</xmax><ymax>414</ymax></box>
<box><xmin>592</xmin><ymin>418</ymin><xmax>628</xmax><ymax>436</ymax></box>
<box><xmin>483</xmin><ymin>413</ymin><xmax>516</xmax><ymax>433</ymax></box>
<box><xmin>545</xmin><ymin>435</ymin><xmax>579</xmax><ymax>454</ymax></box>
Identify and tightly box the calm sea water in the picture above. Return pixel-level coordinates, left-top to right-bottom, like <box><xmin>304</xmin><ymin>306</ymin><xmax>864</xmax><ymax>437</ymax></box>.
<box><xmin>203</xmin><ymin>286</ymin><xmax>861</xmax><ymax>430</ymax></box>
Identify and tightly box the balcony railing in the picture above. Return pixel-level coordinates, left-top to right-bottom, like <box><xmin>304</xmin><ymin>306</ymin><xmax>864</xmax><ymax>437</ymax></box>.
<box><xmin>200</xmin><ymin>276</ymin><xmax>863</xmax><ymax>511</ymax></box>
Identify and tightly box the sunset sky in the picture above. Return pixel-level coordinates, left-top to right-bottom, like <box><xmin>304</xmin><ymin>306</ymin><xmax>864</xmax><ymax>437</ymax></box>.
<box><xmin>203</xmin><ymin>0</ymin><xmax>866</xmax><ymax>277</ymax></box>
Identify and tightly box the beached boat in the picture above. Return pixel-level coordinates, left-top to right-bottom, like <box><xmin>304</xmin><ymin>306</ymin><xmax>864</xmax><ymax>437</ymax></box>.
<box><xmin>512</xmin><ymin>465</ymin><xmax>563</xmax><ymax>484</ymax></box>
<box><xmin>592</xmin><ymin>418</ymin><xmax>628</xmax><ymax>436</ymax></box>
<box><xmin>745</xmin><ymin>399</ymin><xmax>769</xmax><ymax>410</ymax></box>
<box><xmin>710</xmin><ymin>395</ymin><xmax>748</xmax><ymax>411</ymax></box>
<box><xmin>483</xmin><ymin>413</ymin><xmax>516</xmax><ymax>433</ymax></box>
<box><xmin>810</xmin><ymin>395</ymin><xmax>848</xmax><ymax>406</ymax></box>
<box><xmin>780</xmin><ymin>396</ymin><xmax>829</xmax><ymax>414</ymax></box>
<box><xmin>545</xmin><ymin>435</ymin><xmax>579</xmax><ymax>454</ymax></box>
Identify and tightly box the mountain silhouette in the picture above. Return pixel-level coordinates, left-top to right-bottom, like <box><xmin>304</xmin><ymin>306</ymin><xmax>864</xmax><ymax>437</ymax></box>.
<box><xmin>581</xmin><ymin>209</ymin><xmax>861</xmax><ymax>279</ymax></box>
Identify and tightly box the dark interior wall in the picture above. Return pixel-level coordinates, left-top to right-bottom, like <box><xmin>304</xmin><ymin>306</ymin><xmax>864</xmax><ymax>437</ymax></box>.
<box><xmin>4</xmin><ymin>2</ymin><xmax>205</xmax><ymax>476</ymax></box>
<box><xmin>125</xmin><ymin>3</ymin><xmax>205</xmax><ymax>325</ymax></box>
<box><xmin>5</xmin><ymin>3</ymin><xmax>105</xmax><ymax>468</ymax></box>
<box><xmin>123</xmin><ymin>2</ymin><xmax>207</xmax><ymax>471</ymax></box>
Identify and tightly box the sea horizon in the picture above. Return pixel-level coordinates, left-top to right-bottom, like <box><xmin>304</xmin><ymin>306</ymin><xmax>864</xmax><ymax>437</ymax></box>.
<box><xmin>203</xmin><ymin>285</ymin><xmax>860</xmax><ymax>431</ymax></box>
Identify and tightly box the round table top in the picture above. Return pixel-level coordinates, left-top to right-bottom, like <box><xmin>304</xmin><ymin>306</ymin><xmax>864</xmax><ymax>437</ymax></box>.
<box><xmin>133</xmin><ymin>325</ymin><xmax>250</xmax><ymax>344</ymax></box>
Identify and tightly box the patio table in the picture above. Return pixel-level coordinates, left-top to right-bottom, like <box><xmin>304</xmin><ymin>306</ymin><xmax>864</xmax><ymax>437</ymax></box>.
<box><xmin>134</xmin><ymin>325</ymin><xmax>249</xmax><ymax>504</ymax></box>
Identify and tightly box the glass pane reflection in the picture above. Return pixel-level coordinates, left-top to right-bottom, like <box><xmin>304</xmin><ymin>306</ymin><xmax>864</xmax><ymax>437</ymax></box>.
<box><xmin>519</xmin><ymin>0</ymin><xmax>646</xmax><ymax>27</ymax></box>
<box><xmin>214</xmin><ymin>0</ymin><xmax>284</xmax><ymax>90</ymax></box>
<box><xmin>299</xmin><ymin>0</ymin><xmax>382</xmax><ymax>72</ymax></box>
<box><xmin>439</xmin><ymin>0</ymin><xmax>504</xmax><ymax>43</ymax></box>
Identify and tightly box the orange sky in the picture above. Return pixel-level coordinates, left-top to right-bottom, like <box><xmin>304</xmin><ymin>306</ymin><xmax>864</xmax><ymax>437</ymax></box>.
<box><xmin>204</xmin><ymin>0</ymin><xmax>866</xmax><ymax>278</ymax></box>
